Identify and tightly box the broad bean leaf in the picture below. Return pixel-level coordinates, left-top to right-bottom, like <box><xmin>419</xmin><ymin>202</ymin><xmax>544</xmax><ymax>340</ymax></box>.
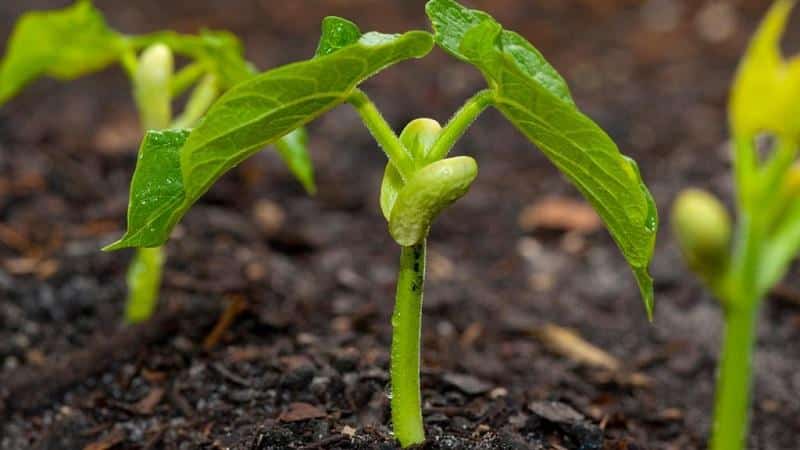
<box><xmin>106</xmin><ymin>29</ymin><xmax>433</xmax><ymax>250</ymax></box>
<box><xmin>426</xmin><ymin>0</ymin><xmax>657</xmax><ymax>317</ymax></box>
<box><xmin>0</xmin><ymin>0</ymin><xmax>128</xmax><ymax>104</ymax></box>
<box><xmin>110</xmin><ymin>129</ymin><xmax>189</xmax><ymax>250</ymax></box>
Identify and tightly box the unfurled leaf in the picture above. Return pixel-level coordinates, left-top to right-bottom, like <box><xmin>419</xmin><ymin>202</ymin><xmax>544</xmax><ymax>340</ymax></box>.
<box><xmin>107</xmin><ymin>29</ymin><xmax>433</xmax><ymax>250</ymax></box>
<box><xmin>106</xmin><ymin>129</ymin><xmax>188</xmax><ymax>250</ymax></box>
<box><xmin>0</xmin><ymin>0</ymin><xmax>128</xmax><ymax>104</ymax></box>
<box><xmin>274</xmin><ymin>128</ymin><xmax>317</xmax><ymax>194</ymax></box>
<box><xmin>426</xmin><ymin>0</ymin><xmax>657</xmax><ymax>317</ymax></box>
<box><xmin>425</xmin><ymin>0</ymin><xmax>573</xmax><ymax>105</ymax></box>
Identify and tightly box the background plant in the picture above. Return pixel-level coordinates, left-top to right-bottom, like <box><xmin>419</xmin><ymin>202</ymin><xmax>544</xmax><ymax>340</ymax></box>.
<box><xmin>106</xmin><ymin>0</ymin><xmax>658</xmax><ymax>446</ymax></box>
<box><xmin>0</xmin><ymin>0</ymin><xmax>315</xmax><ymax>323</ymax></box>
<box><xmin>672</xmin><ymin>2</ymin><xmax>800</xmax><ymax>449</ymax></box>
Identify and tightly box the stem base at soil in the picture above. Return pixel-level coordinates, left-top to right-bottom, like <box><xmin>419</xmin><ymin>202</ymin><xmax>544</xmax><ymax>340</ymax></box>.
<box><xmin>390</xmin><ymin>241</ymin><xmax>427</xmax><ymax>447</ymax></box>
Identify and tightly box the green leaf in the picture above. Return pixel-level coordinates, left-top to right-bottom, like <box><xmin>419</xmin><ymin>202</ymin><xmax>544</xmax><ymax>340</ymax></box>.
<box><xmin>0</xmin><ymin>0</ymin><xmax>128</xmax><ymax>104</ymax></box>
<box><xmin>274</xmin><ymin>128</ymin><xmax>317</xmax><ymax>194</ymax></box>
<box><xmin>426</xmin><ymin>0</ymin><xmax>657</xmax><ymax>317</ymax></box>
<box><xmin>107</xmin><ymin>29</ymin><xmax>433</xmax><ymax>250</ymax></box>
<box><xmin>106</xmin><ymin>129</ymin><xmax>189</xmax><ymax>250</ymax></box>
<box><xmin>425</xmin><ymin>0</ymin><xmax>573</xmax><ymax>105</ymax></box>
<box><xmin>389</xmin><ymin>156</ymin><xmax>478</xmax><ymax>246</ymax></box>
<box><xmin>315</xmin><ymin>17</ymin><xmax>362</xmax><ymax>57</ymax></box>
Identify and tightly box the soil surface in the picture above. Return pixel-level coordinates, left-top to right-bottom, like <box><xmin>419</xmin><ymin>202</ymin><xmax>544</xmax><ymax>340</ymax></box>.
<box><xmin>1</xmin><ymin>0</ymin><xmax>799</xmax><ymax>449</ymax></box>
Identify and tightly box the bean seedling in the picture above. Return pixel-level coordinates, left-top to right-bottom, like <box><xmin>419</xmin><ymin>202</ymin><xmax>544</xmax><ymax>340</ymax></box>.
<box><xmin>106</xmin><ymin>0</ymin><xmax>658</xmax><ymax>446</ymax></box>
<box><xmin>672</xmin><ymin>2</ymin><xmax>800</xmax><ymax>449</ymax></box>
<box><xmin>0</xmin><ymin>0</ymin><xmax>315</xmax><ymax>323</ymax></box>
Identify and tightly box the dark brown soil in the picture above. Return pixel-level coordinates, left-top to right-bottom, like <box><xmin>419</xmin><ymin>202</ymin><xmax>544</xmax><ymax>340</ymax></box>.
<box><xmin>1</xmin><ymin>0</ymin><xmax>799</xmax><ymax>449</ymax></box>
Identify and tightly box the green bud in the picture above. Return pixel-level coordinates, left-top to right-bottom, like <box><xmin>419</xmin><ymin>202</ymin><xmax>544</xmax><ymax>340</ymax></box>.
<box><xmin>134</xmin><ymin>43</ymin><xmax>174</xmax><ymax>130</ymax></box>
<box><xmin>389</xmin><ymin>156</ymin><xmax>478</xmax><ymax>246</ymax></box>
<box><xmin>380</xmin><ymin>118</ymin><xmax>443</xmax><ymax>219</ymax></box>
<box><xmin>671</xmin><ymin>189</ymin><xmax>732</xmax><ymax>277</ymax></box>
<box><xmin>399</xmin><ymin>118</ymin><xmax>442</xmax><ymax>161</ymax></box>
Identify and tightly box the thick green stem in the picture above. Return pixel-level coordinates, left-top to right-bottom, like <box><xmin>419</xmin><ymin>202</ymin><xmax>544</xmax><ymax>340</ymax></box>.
<box><xmin>348</xmin><ymin>89</ymin><xmax>415</xmax><ymax>180</ymax></box>
<box><xmin>391</xmin><ymin>241</ymin><xmax>427</xmax><ymax>448</ymax></box>
<box><xmin>425</xmin><ymin>89</ymin><xmax>493</xmax><ymax>164</ymax></box>
<box><xmin>711</xmin><ymin>209</ymin><xmax>762</xmax><ymax>449</ymax></box>
<box><xmin>710</xmin><ymin>304</ymin><xmax>759</xmax><ymax>450</ymax></box>
<box><xmin>125</xmin><ymin>246</ymin><xmax>165</xmax><ymax>323</ymax></box>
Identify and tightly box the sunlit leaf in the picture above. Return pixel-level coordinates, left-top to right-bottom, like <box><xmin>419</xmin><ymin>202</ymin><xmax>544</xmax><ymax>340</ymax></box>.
<box><xmin>0</xmin><ymin>0</ymin><xmax>128</xmax><ymax>104</ymax></box>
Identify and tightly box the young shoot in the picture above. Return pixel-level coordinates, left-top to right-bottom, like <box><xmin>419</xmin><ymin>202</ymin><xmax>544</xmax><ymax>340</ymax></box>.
<box><xmin>672</xmin><ymin>2</ymin><xmax>800</xmax><ymax>448</ymax></box>
<box><xmin>0</xmin><ymin>0</ymin><xmax>316</xmax><ymax>323</ymax></box>
<box><xmin>106</xmin><ymin>0</ymin><xmax>658</xmax><ymax>446</ymax></box>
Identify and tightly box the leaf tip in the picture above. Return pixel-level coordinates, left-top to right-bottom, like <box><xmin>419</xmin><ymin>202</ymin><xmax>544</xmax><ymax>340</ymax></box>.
<box><xmin>633</xmin><ymin>266</ymin><xmax>655</xmax><ymax>321</ymax></box>
<box><xmin>102</xmin><ymin>238</ymin><xmax>128</xmax><ymax>252</ymax></box>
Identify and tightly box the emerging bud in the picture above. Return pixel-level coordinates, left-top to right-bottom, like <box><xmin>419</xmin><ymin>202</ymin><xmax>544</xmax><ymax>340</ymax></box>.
<box><xmin>399</xmin><ymin>118</ymin><xmax>442</xmax><ymax>161</ymax></box>
<box><xmin>134</xmin><ymin>43</ymin><xmax>174</xmax><ymax>130</ymax></box>
<box><xmin>389</xmin><ymin>156</ymin><xmax>478</xmax><ymax>246</ymax></box>
<box><xmin>381</xmin><ymin>118</ymin><xmax>444</xmax><ymax>220</ymax></box>
<box><xmin>672</xmin><ymin>189</ymin><xmax>732</xmax><ymax>277</ymax></box>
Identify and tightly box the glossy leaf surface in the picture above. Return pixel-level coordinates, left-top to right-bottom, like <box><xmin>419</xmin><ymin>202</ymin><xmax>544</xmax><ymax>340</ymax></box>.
<box><xmin>107</xmin><ymin>29</ymin><xmax>433</xmax><ymax>250</ymax></box>
<box><xmin>426</xmin><ymin>0</ymin><xmax>658</xmax><ymax>317</ymax></box>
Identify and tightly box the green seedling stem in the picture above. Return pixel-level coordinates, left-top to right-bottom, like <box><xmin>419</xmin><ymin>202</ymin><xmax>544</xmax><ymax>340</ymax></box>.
<box><xmin>126</xmin><ymin>44</ymin><xmax>173</xmax><ymax>323</ymax></box>
<box><xmin>104</xmin><ymin>1</ymin><xmax>659</xmax><ymax>446</ymax></box>
<box><xmin>672</xmin><ymin>2</ymin><xmax>800</xmax><ymax>448</ymax></box>
<box><xmin>0</xmin><ymin>1</ymin><xmax>316</xmax><ymax>323</ymax></box>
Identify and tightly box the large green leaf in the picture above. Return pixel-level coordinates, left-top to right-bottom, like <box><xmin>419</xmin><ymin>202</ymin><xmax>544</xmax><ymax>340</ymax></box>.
<box><xmin>426</xmin><ymin>0</ymin><xmax>657</xmax><ymax>317</ymax></box>
<box><xmin>106</xmin><ymin>29</ymin><xmax>433</xmax><ymax>250</ymax></box>
<box><xmin>0</xmin><ymin>0</ymin><xmax>128</xmax><ymax>104</ymax></box>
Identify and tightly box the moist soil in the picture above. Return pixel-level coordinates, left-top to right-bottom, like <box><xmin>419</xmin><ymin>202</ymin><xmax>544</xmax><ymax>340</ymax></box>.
<box><xmin>1</xmin><ymin>0</ymin><xmax>799</xmax><ymax>449</ymax></box>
